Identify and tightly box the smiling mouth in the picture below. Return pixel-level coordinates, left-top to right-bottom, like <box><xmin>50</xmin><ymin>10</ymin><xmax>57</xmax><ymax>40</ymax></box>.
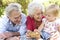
<box><xmin>37</xmin><ymin>18</ymin><xmax>41</xmax><ymax>19</ymax></box>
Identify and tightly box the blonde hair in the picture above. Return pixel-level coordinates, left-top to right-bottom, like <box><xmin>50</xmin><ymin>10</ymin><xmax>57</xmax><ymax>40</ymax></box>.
<box><xmin>45</xmin><ymin>4</ymin><xmax>59</xmax><ymax>17</ymax></box>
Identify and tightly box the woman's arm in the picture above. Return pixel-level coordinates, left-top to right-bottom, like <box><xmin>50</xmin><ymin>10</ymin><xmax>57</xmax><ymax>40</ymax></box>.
<box><xmin>38</xmin><ymin>23</ymin><xmax>44</xmax><ymax>32</ymax></box>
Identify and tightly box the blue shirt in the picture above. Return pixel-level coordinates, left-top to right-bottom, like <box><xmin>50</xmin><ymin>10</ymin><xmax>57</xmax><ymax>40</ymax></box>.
<box><xmin>0</xmin><ymin>13</ymin><xmax>27</xmax><ymax>36</ymax></box>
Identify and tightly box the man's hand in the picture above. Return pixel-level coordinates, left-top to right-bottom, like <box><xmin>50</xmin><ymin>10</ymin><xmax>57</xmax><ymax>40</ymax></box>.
<box><xmin>4</xmin><ymin>32</ymin><xmax>20</xmax><ymax>38</ymax></box>
<box><xmin>6</xmin><ymin>36</ymin><xmax>20</xmax><ymax>40</ymax></box>
<box><xmin>0</xmin><ymin>33</ymin><xmax>6</xmax><ymax>39</ymax></box>
<box><xmin>4</xmin><ymin>32</ymin><xmax>13</xmax><ymax>38</ymax></box>
<box><xmin>0</xmin><ymin>32</ymin><xmax>20</xmax><ymax>39</ymax></box>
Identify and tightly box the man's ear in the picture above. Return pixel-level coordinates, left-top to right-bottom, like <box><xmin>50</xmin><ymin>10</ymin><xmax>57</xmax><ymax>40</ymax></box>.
<box><xmin>7</xmin><ymin>16</ymin><xmax>9</xmax><ymax>18</ymax></box>
<box><xmin>7</xmin><ymin>16</ymin><xmax>10</xmax><ymax>19</ymax></box>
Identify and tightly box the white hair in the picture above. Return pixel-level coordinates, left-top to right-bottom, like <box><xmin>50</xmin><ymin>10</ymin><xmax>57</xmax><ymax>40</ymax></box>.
<box><xmin>5</xmin><ymin>3</ymin><xmax>22</xmax><ymax>16</ymax></box>
<box><xmin>28</xmin><ymin>2</ymin><xmax>44</xmax><ymax>15</ymax></box>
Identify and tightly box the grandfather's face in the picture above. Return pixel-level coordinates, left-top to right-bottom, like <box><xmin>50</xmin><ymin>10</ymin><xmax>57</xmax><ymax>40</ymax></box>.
<box><xmin>8</xmin><ymin>10</ymin><xmax>22</xmax><ymax>25</ymax></box>
<box><xmin>33</xmin><ymin>8</ymin><xmax>43</xmax><ymax>21</ymax></box>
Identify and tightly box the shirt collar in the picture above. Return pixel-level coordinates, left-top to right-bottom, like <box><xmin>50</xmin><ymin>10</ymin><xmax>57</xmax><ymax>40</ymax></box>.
<box><xmin>9</xmin><ymin>20</ymin><xmax>22</xmax><ymax>26</ymax></box>
<box><xmin>8</xmin><ymin>13</ymin><xmax>25</xmax><ymax>26</ymax></box>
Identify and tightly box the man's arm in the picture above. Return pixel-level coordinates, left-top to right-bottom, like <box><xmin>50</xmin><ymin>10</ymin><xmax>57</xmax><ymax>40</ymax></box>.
<box><xmin>4</xmin><ymin>32</ymin><xmax>20</xmax><ymax>37</ymax></box>
<box><xmin>0</xmin><ymin>20</ymin><xmax>20</xmax><ymax>39</ymax></box>
<box><xmin>18</xmin><ymin>24</ymin><xmax>26</xmax><ymax>36</ymax></box>
<box><xmin>0</xmin><ymin>32</ymin><xmax>20</xmax><ymax>39</ymax></box>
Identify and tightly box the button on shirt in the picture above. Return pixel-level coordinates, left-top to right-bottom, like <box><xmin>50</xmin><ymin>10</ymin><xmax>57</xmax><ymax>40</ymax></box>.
<box><xmin>0</xmin><ymin>13</ymin><xmax>27</xmax><ymax>36</ymax></box>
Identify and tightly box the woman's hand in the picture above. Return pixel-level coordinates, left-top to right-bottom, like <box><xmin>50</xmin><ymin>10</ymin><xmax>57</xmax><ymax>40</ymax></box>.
<box><xmin>34</xmin><ymin>29</ymin><xmax>39</xmax><ymax>32</ymax></box>
<box><xmin>34</xmin><ymin>29</ymin><xmax>41</xmax><ymax>39</ymax></box>
<box><xmin>26</xmin><ymin>30</ymin><xmax>32</xmax><ymax>39</ymax></box>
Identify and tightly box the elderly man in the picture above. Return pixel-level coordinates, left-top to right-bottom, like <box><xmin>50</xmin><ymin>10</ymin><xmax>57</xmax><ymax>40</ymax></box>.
<box><xmin>0</xmin><ymin>3</ymin><xmax>26</xmax><ymax>40</ymax></box>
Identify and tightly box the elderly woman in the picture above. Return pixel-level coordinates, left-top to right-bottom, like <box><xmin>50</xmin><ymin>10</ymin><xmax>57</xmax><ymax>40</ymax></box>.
<box><xmin>0</xmin><ymin>3</ymin><xmax>26</xmax><ymax>40</ymax></box>
<box><xmin>26</xmin><ymin>2</ymin><xmax>45</xmax><ymax>40</ymax></box>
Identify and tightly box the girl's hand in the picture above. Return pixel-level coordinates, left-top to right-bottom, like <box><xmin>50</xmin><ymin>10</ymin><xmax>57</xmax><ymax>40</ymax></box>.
<box><xmin>34</xmin><ymin>29</ymin><xmax>39</xmax><ymax>32</ymax></box>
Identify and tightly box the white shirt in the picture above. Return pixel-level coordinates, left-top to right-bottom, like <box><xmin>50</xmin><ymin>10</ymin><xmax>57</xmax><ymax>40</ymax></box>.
<box><xmin>43</xmin><ymin>18</ymin><xmax>60</xmax><ymax>35</ymax></box>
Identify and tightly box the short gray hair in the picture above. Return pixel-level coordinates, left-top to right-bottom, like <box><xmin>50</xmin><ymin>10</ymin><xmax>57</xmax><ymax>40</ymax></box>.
<box><xmin>5</xmin><ymin>3</ymin><xmax>22</xmax><ymax>16</ymax></box>
<box><xmin>28</xmin><ymin>2</ymin><xmax>44</xmax><ymax>15</ymax></box>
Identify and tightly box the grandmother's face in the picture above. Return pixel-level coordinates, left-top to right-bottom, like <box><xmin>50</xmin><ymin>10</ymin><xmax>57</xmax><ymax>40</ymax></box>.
<box><xmin>33</xmin><ymin>8</ymin><xmax>43</xmax><ymax>21</ymax></box>
<box><xmin>8</xmin><ymin>10</ymin><xmax>22</xmax><ymax>25</ymax></box>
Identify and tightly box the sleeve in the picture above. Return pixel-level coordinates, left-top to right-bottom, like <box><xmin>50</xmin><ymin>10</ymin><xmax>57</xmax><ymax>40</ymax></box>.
<box><xmin>42</xmin><ymin>18</ymin><xmax>46</xmax><ymax>23</ymax></box>
<box><xmin>0</xmin><ymin>19</ymin><xmax>7</xmax><ymax>33</ymax></box>
<box><xmin>18</xmin><ymin>24</ymin><xmax>27</xmax><ymax>36</ymax></box>
<box><xmin>55</xmin><ymin>19</ymin><xmax>60</xmax><ymax>32</ymax></box>
<box><xmin>18</xmin><ymin>13</ymin><xmax>27</xmax><ymax>36</ymax></box>
<box><xmin>58</xmin><ymin>19</ymin><xmax>60</xmax><ymax>25</ymax></box>
<box><xmin>56</xmin><ymin>19</ymin><xmax>60</xmax><ymax>26</ymax></box>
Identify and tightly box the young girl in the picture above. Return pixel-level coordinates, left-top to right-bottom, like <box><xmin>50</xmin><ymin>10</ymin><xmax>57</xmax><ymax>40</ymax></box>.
<box><xmin>38</xmin><ymin>4</ymin><xmax>60</xmax><ymax>40</ymax></box>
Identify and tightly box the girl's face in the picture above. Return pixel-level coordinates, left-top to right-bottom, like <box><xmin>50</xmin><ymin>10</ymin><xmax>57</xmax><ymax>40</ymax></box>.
<box><xmin>45</xmin><ymin>10</ymin><xmax>56</xmax><ymax>22</ymax></box>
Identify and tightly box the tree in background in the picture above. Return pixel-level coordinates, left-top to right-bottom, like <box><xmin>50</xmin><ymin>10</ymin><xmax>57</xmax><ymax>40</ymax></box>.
<box><xmin>43</xmin><ymin>0</ymin><xmax>60</xmax><ymax>7</ymax></box>
<box><xmin>0</xmin><ymin>0</ymin><xmax>60</xmax><ymax>17</ymax></box>
<box><xmin>0</xmin><ymin>0</ymin><xmax>33</xmax><ymax>17</ymax></box>
<box><xmin>17</xmin><ymin>0</ymin><xmax>32</xmax><ymax>15</ymax></box>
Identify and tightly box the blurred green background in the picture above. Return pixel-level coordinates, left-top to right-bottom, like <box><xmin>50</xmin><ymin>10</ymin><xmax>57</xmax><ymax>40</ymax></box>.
<box><xmin>0</xmin><ymin>0</ymin><xmax>60</xmax><ymax>17</ymax></box>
